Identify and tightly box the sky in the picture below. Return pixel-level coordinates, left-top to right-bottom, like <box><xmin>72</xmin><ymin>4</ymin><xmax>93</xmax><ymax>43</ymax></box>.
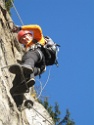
<box><xmin>10</xmin><ymin>0</ymin><xmax>94</xmax><ymax>125</ymax></box>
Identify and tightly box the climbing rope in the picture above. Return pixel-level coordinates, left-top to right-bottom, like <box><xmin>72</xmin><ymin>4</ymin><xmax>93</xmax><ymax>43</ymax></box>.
<box><xmin>10</xmin><ymin>0</ymin><xmax>24</xmax><ymax>25</ymax></box>
<box><xmin>36</xmin><ymin>66</ymin><xmax>52</xmax><ymax>100</ymax></box>
<box><xmin>36</xmin><ymin>79</ymin><xmax>42</xmax><ymax>99</ymax></box>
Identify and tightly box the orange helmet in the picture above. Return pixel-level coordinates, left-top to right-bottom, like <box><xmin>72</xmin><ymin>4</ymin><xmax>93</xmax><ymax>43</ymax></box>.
<box><xmin>18</xmin><ymin>30</ymin><xmax>32</xmax><ymax>43</ymax></box>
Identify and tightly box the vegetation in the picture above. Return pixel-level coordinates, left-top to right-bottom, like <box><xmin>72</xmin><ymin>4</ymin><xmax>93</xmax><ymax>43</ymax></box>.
<box><xmin>5</xmin><ymin>0</ymin><xmax>14</xmax><ymax>14</ymax></box>
<box><xmin>58</xmin><ymin>109</ymin><xmax>75</xmax><ymax>125</ymax></box>
<box><xmin>39</xmin><ymin>97</ymin><xmax>75</xmax><ymax>125</ymax></box>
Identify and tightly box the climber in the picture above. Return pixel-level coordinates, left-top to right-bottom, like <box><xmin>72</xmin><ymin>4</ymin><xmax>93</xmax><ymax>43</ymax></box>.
<box><xmin>9</xmin><ymin>24</ymin><xmax>59</xmax><ymax>94</ymax></box>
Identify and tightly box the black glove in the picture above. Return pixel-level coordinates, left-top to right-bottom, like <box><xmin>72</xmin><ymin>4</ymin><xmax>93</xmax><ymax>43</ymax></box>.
<box><xmin>11</xmin><ymin>25</ymin><xmax>21</xmax><ymax>33</ymax></box>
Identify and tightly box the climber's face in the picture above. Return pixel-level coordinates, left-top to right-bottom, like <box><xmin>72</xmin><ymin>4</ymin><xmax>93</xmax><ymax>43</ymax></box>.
<box><xmin>20</xmin><ymin>34</ymin><xmax>33</xmax><ymax>45</ymax></box>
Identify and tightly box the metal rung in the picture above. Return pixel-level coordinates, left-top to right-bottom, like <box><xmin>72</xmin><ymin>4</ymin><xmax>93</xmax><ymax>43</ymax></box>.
<box><xmin>1</xmin><ymin>65</ymin><xmax>11</xmax><ymax>69</ymax></box>
<box><xmin>1</xmin><ymin>64</ymin><xmax>13</xmax><ymax>70</ymax></box>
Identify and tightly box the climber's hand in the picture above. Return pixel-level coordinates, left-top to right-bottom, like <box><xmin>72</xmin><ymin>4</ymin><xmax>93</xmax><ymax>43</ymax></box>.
<box><xmin>11</xmin><ymin>25</ymin><xmax>21</xmax><ymax>33</ymax></box>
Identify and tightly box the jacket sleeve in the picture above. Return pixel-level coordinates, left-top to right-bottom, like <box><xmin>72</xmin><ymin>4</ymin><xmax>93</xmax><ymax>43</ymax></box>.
<box><xmin>21</xmin><ymin>25</ymin><xmax>43</xmax><ymax>41</ymax></box>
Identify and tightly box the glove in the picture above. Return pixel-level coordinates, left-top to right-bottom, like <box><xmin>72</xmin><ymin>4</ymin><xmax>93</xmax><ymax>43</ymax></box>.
<box><xmin>11</xmin><ymin>25</ymin><xmax>21</xmax><ymax>33</ymax></box>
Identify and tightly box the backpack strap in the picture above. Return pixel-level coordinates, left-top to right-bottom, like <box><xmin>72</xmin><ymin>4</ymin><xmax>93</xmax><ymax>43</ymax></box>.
<box><xmin>51</xmin><ymin>43</ymin><xmax>60</xmax><ymax>67</ymax></box>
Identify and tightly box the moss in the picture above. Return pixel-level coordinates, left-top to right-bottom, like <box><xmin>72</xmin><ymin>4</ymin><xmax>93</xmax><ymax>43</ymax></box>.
<box><xmin>5</xmin><ymin>0</ymin><xmax>14</xmax><ymax>14</ymax></box>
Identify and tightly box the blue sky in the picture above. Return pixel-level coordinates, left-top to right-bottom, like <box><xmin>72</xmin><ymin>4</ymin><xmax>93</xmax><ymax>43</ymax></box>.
<box><xmin>10</xmin><ymin>0</ymin><xmax>94</xmax><ymax>125</ymax></box>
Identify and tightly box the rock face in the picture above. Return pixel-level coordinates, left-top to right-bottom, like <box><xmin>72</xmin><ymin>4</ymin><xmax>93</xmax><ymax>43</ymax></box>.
<box><xmin>0</xmin><ymin>2</ymin><xmax>54</xmax><ymax>125</ymax></box>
